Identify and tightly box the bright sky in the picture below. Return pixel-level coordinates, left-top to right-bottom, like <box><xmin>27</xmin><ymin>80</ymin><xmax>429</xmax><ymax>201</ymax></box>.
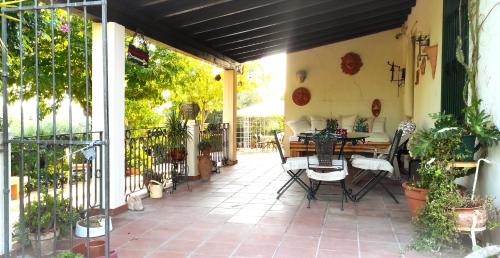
<box><xmin>254</xmin><ymin>53</ymin><xmax>286</xmax><ymax>101</ymax></box>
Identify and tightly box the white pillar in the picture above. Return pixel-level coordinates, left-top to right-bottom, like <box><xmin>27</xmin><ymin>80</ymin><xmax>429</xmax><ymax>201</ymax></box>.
<box><xmin>0</xmin><ymin>132</ymin><xmax>11</xmax><ymax>255</ymax></box>
<box><xmin>223</xmin><ymin>69</ymin><xmax>237</xmax><ymax>163</ymax></box>
<box><xmin>92</xmin><ymin>23</ymin><xmax>126</xmax><ymax>210</ymax></box>
<box><xmin>186</xmin><ymin>120</ymin><xmax>199</xmax><ymax>177</ymax></box>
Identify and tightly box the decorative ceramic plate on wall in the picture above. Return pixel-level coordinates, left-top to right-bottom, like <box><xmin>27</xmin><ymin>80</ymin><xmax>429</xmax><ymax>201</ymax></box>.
<box><xmin>292</xmin><ymin>87</ymin><xmax>311</xmax><ymax>106</ymax></box>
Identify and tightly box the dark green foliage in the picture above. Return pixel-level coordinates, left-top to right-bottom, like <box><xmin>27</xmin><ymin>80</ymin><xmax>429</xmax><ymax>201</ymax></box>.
<box><xmin>55</xmin><ymin>252</ymin><xmax>84</xmax><ymax>258</ymax></box>
<box><xmin>14</xmin><ymin>193</ymin><xmax>80</xmax><ymax>241</ymax></box>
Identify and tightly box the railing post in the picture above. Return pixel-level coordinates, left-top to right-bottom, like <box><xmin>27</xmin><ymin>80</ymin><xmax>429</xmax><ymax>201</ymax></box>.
<box><xmin>186</xmin><ymin>121</ymin><xmax>200</xmax><ymax>178</ymax></box>
<box><xmin>0</xmin><ymin>132</ymin><xmax>11</xmax><ymax>255</ymax></box>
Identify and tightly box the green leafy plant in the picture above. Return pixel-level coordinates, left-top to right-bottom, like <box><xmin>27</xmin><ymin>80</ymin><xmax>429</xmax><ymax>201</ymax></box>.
<box><xmin>463</xmin><ymin>99</ymin><xmax>500</xmax><ymax>148</ymax></box>
<box><xmin>55</xmin><ymin>251</ymin><xmax>83</xmax><ymax>258</ymax></box>
<box><xmin>198</xmin><ymin>139</ymin><xmax>212</xmax><ymax>151</ymax></box>
<box><xmin>165</xmin><ymin>109</ymin><xmax>192</xmax><ymax>149</ymax></box>
<box><xmin>14</xmin><ymin>192</ymin><xmax>80</xmax><ymax>242</ymax></box>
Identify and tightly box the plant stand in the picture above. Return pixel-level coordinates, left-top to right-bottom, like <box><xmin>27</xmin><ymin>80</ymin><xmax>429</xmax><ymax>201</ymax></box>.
<box><xmin>456</xmin><ymin>159</ymin><xmax>491</xmax><ymax>247</ymax></box>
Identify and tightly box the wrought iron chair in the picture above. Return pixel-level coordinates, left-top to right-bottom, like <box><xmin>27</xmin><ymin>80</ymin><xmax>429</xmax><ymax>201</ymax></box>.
<box><xmin>273</xmin><ymin>131</ymin><xmax>309</xmax><ymax>199</ymax></box>
<box><xmin>305</xmin><ymin>131</ymin><xmax>349</xmax><ymax>210</ymax></box>
<box><xmin>350</xmin><ymin>129</ymin><xmax>403</xmax><ymax>203</ymax></box>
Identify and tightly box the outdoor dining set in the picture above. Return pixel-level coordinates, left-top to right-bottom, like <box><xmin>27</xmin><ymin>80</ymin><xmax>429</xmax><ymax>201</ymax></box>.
<box><xmin>273</xmin><ymin>128</ymin><xmax>405</xmax><ymax>210</ymax></box>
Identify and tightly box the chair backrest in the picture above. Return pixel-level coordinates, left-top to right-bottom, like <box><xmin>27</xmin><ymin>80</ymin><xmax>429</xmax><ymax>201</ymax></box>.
<box><xmin>313</xmin><ymin>132</ymin><xmax>337</xmax><ymax>166</ymax></box>
<box><xmin>273</xmin><ymin>130</ymin><xmax>286</xmax><ymax>164</ymax></box>
<box><xmin>387</xmin><ymin>129</ymin><xmax>403</xmax><ymax>164</ymax></box>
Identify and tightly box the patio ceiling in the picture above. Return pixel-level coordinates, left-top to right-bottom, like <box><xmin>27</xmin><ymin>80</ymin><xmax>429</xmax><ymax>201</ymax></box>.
<box><xmin>101</xmin><ymin>0</ymin><xmax>416</xmax><ymax>68</ymax></box>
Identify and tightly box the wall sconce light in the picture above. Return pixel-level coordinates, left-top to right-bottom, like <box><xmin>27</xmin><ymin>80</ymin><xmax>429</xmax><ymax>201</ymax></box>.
<box><xmin>296</xmin><ymin>70</ymin><xmax>307</xmax><ymax>83</ymax></box>
<box><xmin>415</xmin><ymin>34</ymin><xmax>430</xmax><ymax>61</ymax></box>
<box><xmin>387</xmin><ymin>61</ymin><xmax>406</xmax><ymax>87</ymax></box>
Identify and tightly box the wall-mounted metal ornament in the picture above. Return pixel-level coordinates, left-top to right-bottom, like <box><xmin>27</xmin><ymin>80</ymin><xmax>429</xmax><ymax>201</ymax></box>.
<box><xmin>387</xmin><ymin>61</ymin><xmax>406</xmax><ymax>87</ymax></box>
<box><xmin>341</xmin><ymin>52</ymin><xmax>363</xmax><ymax>75</ymax></box>
<box><xmin>127</xmin><ymin>31</ymin><xmax>150</xmax><ymax>67</ymax></box>
<box><xmin>415</xmin><ymin>34</ymin><xmax>430</xmax><ymax>62</ymax></box>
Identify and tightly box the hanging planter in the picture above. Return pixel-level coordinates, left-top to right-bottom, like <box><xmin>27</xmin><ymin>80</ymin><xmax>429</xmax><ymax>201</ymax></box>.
<box><xmin>127</xmin><ymin>31</ymin><xmax>150</xmax><ymax>67</ymax></box>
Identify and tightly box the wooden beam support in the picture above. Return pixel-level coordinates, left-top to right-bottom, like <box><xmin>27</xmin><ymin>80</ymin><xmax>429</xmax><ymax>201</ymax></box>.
<box><xmin>167</xmin><ymin>0</ymin><xmax>288</xmax><ymax>28</ymax></box>
<box><xmin>210</xmin><ymin>4</ymin><xmax>412</xmax><ymax>47</ymax></box>
<box><xmin>193</xmin><ymin>0</ymin><xmax>410</xmax><ymax>39</ymax></box>
<box><xmin>223</xmin><ymin>14</ymin><xmax>409</xmax><ymax>56</ymax></box>
<box><xmin>106</xmin><ymin>1</ymin><xmax>239</xmax><ymax>68</ymax></box>
<box><xmin>145</xmin><ymin>0</ymin><xmax>232</xmax><ymax>19</ymax></box>
<box><xmin>237</xmin><ymin>21</ymin><xmax>404</xmax><ymax>62</ymax></box>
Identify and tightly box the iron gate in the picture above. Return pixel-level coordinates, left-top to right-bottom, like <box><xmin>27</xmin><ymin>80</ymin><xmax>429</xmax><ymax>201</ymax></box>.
<box><xmin>1</xmin><ymin>1</ymin><xmax>110</xmax><ymax>257</ymax></box>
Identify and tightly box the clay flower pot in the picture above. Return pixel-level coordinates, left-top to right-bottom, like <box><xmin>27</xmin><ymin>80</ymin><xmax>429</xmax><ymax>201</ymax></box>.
<box><xmin>455</xmin><ymin>207</ymin><xmax>488</xmax><ymax>231</ymax></box>
<box><xmin>198</xmin><ymin>156</ymin><xmax>212</xmax><ymax>181</ymax></box>
<box><xmin>72</xmin><ymin>240</ymin><xmax>106</xmax><ymax>258</ymax></box>
<box><xmin>402</xmin><ymin>182</ymin><xmax>429</xmax><ymax>217</ymax></box>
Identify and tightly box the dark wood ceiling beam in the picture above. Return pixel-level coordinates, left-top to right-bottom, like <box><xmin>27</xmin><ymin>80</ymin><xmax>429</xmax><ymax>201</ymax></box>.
<box><xmin>194</xmin><ymin>0</ymin><xmax>413</xmax><ymax>39</ymax></box>
<box><xmin>143</xmin><ymin>0</ymin><xmax>232</xmax><ymax>19</ymax></box>
<box><xmin>175</xmin><ymin>0</ymin><xmax>331</xmax><ymax>30</ymax></box>
<box><xmin>228</xmin><ymin>16</ymin><xmax>406</xmax><ymax>57</ymax></box>
<box><xmin>164</xmin><ymin>0</ymin><xmax>288</xmax><ymax>27</ymax></box>
<box><xmin>210</xmin><ymin>4</ymin><xmax>412</xmax><ymax>48</ymax></box>
<box><xmin>236</xmin><ymin>21</ymin><xmax>404</xmax><ymax>62</ymax></box>
<box><xmin>217</xmin><ymin>10</ymin><xmax>409</xmax><ymax>52</ymax></box>
<box><xmin>107</xmin><ymin>1</ymin><xmax>239</xmax><ymax>68</ymax></box>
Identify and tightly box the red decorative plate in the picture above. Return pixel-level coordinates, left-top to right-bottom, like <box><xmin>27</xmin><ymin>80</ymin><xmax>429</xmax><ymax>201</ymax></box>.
<box><xmin>292</xmin><ymin>87</ymin><xmax>311</xmax><ymax>106</ymax></box>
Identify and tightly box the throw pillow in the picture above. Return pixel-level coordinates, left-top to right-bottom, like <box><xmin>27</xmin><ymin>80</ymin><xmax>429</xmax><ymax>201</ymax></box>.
<box><xmin>354</xmin><ymin>117</ymin><xmax>369</xmax><ymax>132</ymax></box>
<box><xmin>310</xmin><ymin>115</ymin><xmax>327</xmax><ymax>131</ymax></box>
<box><xmin>340</xmin><ymin>115</ymin><xmax>357</xmax><ymax>132</ymax></box>
<box><xmin>286</xmin><ymin>117</ymin><xmax>311</xmax><ymax>135</ymax></box>
<box><xmin>371</xmin><ymin>117</ymin><xmax>386</xmax><ymax>133</ymax></box>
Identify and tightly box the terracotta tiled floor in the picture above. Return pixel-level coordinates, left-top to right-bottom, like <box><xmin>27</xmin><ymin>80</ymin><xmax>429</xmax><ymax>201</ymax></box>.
<box><xmin>110</xmin><ymin>152</ymin><xmax>462</xmax><ymax>258</ymax></box>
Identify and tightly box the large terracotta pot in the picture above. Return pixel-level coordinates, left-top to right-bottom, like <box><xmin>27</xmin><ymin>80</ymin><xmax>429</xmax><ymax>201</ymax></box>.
<box><xmin>455</xmin><ymin>207</ymin><xmax>488</xmax><ymax>231</ymax></box>
<box><xmin>198</xmin><ymin>156</ymin><xmax>212</xmax><ymax>181</ymax></box>
<box><xmin>29</xmin><ymin>230</ymin><xmax>58</xmax><ymax>257</ymax></box>
<box><xmin>72</xmin><ymin>240</ymin><xmax>105</xmax><ymax>258</ymax></box>
<box><xmin>402</xmin><ymin>182</ymin><xmax>429</xmax><ymax>217</ymax></box>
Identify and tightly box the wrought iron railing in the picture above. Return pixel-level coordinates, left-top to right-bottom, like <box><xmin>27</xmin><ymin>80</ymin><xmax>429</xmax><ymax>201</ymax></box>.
<box><xmin>124</xmin><ymin>127</ymin><xmax>187</xmax><ymax>195</ymax></box>
<box><xmin>200</xmin><ymin>123</ymin><xmax>229</xmax><ymax>166</ymax></box>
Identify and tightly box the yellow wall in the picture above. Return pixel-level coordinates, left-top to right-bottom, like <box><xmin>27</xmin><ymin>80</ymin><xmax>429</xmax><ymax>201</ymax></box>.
<box><xmin>403</xmin><ymin>0</ymin><xmax>444</xmax><ymax>129</ymax></box>
<box><xmin>284</xmin><ymin>29</ymin><xmax>404</xmax><ymax>154</ymax></box>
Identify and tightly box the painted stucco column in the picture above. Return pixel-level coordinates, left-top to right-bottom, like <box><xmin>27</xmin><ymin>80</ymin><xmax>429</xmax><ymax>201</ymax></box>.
<box><xmin>92</xmin><ymin>22</ymin><xmax>125</xmax><ymax>210</ymax></box>
<box><xmin>186</xmin><ymin>120</ymin><xmax>199</xmax><ymax>177</ymax></box>
<box><xmin>0</xmin><ymin>133</ymin><xmax>11</xmax><ymax>255</ymax></box>
<box><xmin>223</xmin><ymin>69</ymin><xmax>237</xmax><ymax>163</ymax></box>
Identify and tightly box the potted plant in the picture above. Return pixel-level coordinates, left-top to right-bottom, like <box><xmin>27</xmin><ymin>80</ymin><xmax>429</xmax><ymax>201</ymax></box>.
<box><xmin>15</xmin><ymin>193</ymin><xmax>80</xmax><ymax>257</ymax></box>
<box><xmin>405</xmin><ymin>114</ymin><xmax>464</xmax><ymax>217</ymax></box>
<box><xmin>75</xmin><ymin>214</ymin><xmax>113</xmax><ymax>238</ymax></box>
<box><xmin>166</xmin><ymin>109</ymin><xmax>192</xmax><ymax>161</ymax></box>
<box><xmin>198</xmin><ymin>139</ymin><xmax>212</xmax><ymax>181</ymax></box>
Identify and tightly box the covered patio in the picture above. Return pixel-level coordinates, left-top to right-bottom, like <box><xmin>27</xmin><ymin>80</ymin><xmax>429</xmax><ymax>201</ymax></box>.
<box><xmin>109</xmin><ymin>152</ymin><xmax>457</xmax><ymax>258</ymax></box>
<box><xmin>2</xmin><ymin>0</ymin><xmax>500</xmax><ymax>257</ymax></box>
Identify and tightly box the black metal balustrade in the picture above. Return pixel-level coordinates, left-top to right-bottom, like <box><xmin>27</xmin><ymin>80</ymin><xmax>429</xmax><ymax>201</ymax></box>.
<box><xmin>124</xmin><ymin>127</ymin><xmax>187</xmax><ymax>195</ymax></box>
<box><xmin>200</xmin><ymin>123</ymin><xmax>229</xmax><ymax>168</ymax></box>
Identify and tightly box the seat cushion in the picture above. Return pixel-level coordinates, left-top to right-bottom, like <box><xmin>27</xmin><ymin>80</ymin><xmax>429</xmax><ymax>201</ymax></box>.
<box><xmin>286</xmin><ymin>117</ymin><xmax>311</xmax><ymax>135</ymax></box>
<box><xmin>282</xmin><ymin>157</ymin><xmax>308</xmax><ymax>170</ymax></box>
<box><xmin>365</xmin><ymin>132</ymin><xmax>390</xmax><ymax>143</ymax></box>
<box><xmin>306</xmin><ymin>168</ymin><xmax>347</xmax><ymax>181</ymax></box>
<box><xmin>351</xmin><ymin>157</ymin><xmax>394</xmax><ymax>173</ymax></box>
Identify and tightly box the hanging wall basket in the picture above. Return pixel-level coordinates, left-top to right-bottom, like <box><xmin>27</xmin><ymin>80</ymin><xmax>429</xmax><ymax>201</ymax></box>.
<box><xmin>127</xmin><ymin>31</ymin><xmax>150</xmax><ymax>67</ymax></box>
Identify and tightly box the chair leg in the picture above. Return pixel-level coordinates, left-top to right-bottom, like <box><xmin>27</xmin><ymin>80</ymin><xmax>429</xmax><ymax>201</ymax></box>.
<box><xmin>380</xmin><ymin>182</ymin><xmax>399</xmax><ymax>204</ymax></box>
<box><xmin>340</xmin><ymin>180</ymin><xmax>345</xmax><ymax>211</ymax></box>
<box><xmin>307</xmin><ymin>179</ymin><xmax>314</xmax><ymax>208</ymax></box>
<box><xmin>351</xmin><ymin>169</ymin><xmax>368</xmax><ymax>185</ymax></box>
